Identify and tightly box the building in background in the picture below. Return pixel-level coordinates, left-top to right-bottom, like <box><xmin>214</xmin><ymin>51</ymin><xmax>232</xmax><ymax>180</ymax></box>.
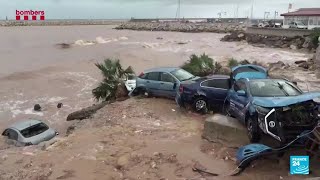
<box><xmin>281</xmin><ymin>8</ymin><xmax>320</xmax><ymax>30</ymax></box>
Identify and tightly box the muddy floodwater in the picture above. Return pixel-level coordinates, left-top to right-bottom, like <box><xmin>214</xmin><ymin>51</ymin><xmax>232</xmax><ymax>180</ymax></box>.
<box><xmin>0</xmin><ymin>25</ymin><xmax>313</xmax><ymax>132</ymax></box>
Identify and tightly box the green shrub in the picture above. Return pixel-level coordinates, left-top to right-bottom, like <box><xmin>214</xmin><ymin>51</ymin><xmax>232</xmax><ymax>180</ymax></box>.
<box><xmin>228</xmin><ymin>58</ymin><xmax>239</xmax><ymax>68</ymax></box>
<box><xmin>310</xmin><ymin>29</ymin><xmax>320</xmax><ymax>47</ymax></box>
<box><xmin>181</xmin><ymin>53</ymin><xmax>215</xmax><ymax>77</ymax></box>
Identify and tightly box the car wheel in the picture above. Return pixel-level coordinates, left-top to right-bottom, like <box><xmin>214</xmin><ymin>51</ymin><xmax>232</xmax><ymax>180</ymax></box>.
<box><xmin>224</xmin><ymin>102</ymin><xmax>232</xmax><ymax>117</ymax></box>
<box><xmin>246</xmin><ymin>116</ymin><xmax>261</xmax><ymax>143</ymax></box>
<box><xmin>193</xmin><ymin>97</ymin><xmax>208</xmax><ymax>114</ymax></box>
<box><xmin>138</xmin><ymin>87</ymin><xmax>151</xmax><ymax>97</ymax></box>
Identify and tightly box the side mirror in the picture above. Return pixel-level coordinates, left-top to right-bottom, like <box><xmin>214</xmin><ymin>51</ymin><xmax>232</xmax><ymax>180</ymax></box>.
<box><xmin>292</xmin><ymin>81</ymin><xmax>298</xmax><ymax>86</ymax></box>
<box><xmin>237</xmin><ymin>90</ymin><xmax>246</xmax><ymax>97</ymax></box>
<box><xmin>173</xmin><ymin>83</ymin><xmax>177</xmax><ymax>89</ymax></box>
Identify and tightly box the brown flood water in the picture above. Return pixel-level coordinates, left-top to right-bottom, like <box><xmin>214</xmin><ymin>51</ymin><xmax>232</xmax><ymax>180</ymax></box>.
<box><xmin>0</xmin><ymin>25</ymin><xmax>313</xmax><ymax>132</ymax></box>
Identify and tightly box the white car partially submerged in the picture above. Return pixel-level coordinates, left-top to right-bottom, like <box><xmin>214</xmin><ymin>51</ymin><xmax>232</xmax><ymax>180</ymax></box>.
<box><xmin>2</xmin><ymin>119</ymin><xmax>58</xmax><ymax>146</ymax></box>
<box><xmin>123</xmin><ymin>74</ymin><xmax>136</xmax><ymax>92</ymax></box>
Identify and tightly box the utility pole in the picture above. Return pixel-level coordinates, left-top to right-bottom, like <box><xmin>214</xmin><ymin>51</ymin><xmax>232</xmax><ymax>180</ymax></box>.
<box><xmin>175</xmin><ymin>0</ymin><xmax>181</xmax><ymax>21</ymax></box>
<box><xmin>274</xmin><ymin>11</ymin><xmax>278</xmax><ymax>26</ymax></box>
<box><xmin>250</xmin><ymin>0</ymin><xmax>254</xmax><ymax>19</ymax></box>
<box><xmin>264</xmin><ymin>11</ymin><xmax>270</xmax><ymax>21</ymax></box>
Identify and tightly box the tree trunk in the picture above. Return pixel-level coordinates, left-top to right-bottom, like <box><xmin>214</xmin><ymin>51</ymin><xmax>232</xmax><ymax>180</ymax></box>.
<box><xmin>115</xmin><ymin>83</ymin><xmax>129</xmax><ymax>99</ymax></box>
<box><xmin>66</xmin><ymin>101</ymin><xmax>113</xmax><ymax>121</ymax></box>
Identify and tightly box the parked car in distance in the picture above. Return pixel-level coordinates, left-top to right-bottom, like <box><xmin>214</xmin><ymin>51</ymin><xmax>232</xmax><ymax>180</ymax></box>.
<box><xmin>225</xmin><ymin>78</ymin><xmax>320</xmax><ymax>144</ymax></box>
<box><xmin>2</xmin><ymin>119</ymin><xmax>58</xmax><ymax>146</ymax></box>
<box><xmin>176</xmin><ymin>75</ymin><xmax>230</xmax><ymax>113</ymax></box>
<box><xmin>134</xmin><ymin>67</ymin><xmax>198</xmax><ymax>98</ymax></box>
<box><xmin>289</xmin><ymin>21</ymin><xmax>308</xmax><ymax>29</ymax></box>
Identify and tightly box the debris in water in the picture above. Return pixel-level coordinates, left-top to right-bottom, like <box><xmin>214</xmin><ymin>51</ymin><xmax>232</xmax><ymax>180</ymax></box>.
<box><xmin>57</xmin><ymin>103</ymin><xmax>63</xmax><ymax>109</ymax></box>
<box><xmin>34</xmin><ymin>104</ymin><xmax>41</xmax><ymax>111</ymax></box>
<box><xmin>56</xmin><ymin>43</ymin><xmax>71</xmax><ymax>49</ymax></box>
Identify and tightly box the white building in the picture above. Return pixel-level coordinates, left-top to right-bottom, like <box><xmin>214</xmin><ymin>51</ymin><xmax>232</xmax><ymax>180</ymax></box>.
<box><xmin>281</xmin><ymin>8</ymin><xmax>320</xmax><ymax>30</ymax></box>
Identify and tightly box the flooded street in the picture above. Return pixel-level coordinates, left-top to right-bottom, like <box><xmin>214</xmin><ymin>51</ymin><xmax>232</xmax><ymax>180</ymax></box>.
<box><xmin>0</xmin><ymin>25</ymin><xmax>318</xmax><ymax>180</ymax></box>
<box><xmin>0</xmin><ymin>25</ymin><xmax>313</xmax><ymax>132</ymax></box>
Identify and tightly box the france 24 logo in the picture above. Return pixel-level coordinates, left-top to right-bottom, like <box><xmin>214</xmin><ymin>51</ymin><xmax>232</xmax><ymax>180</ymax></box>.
<box><xmin>290</xmin><ymin>156</ymin><xmax>309</xmax><ymax>175</ymax></box>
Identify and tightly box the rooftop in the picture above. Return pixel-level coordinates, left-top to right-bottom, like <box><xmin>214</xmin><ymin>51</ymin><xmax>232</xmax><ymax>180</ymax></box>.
<box><xmin>281</xmin><ymin>8</ymin><xmax>320</xmax><ymax>16</ymax></box>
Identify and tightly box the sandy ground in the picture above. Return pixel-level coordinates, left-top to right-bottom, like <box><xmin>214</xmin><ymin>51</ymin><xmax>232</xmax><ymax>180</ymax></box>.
<box><xmin>0</xmin><ymin>98</ymin><xmax>316</xmax><ymax>180</ymax></box>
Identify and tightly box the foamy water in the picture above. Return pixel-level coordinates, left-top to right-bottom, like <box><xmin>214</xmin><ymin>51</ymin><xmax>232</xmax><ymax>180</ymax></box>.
<box><xmin>0</xmin><ymin>25</ymin><xmax>313</xmax><ymax>132</ymax></box>
<box><xmin>74</xmin><ymin>36</ymin><xmax>129</xmax><ymax>46</ymax></box>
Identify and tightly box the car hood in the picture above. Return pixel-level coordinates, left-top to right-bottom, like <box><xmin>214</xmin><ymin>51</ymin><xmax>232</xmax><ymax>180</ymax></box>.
<box><xmin>252</xmin><ymin>92</ymin><xmax>320</xmax><ymax>108</ymax></box>
<box><xmin>24</xmin><ymin>128</ymin><xmax>57</xmax><ymax>145</ymax></box>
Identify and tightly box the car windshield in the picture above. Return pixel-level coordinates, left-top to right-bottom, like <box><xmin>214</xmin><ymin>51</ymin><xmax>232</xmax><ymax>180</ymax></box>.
<box><xmin>296</xmin><ymin>22</ymin><xmax>305</xmax><ymax>26</ymax></box>
<box><xmin>249</xmin><ymin>80</ymin><xmax>302</xmax><ymax>97</ymax></box>
<box><xmin>171</xmin><ymin>69</ymin><xmax>195</xmax><ymax>81</ymax></box>
<box><xmin>20</xmin><ymin>122</ymin><xmax>49</xmax><ymax>138</ymax></box>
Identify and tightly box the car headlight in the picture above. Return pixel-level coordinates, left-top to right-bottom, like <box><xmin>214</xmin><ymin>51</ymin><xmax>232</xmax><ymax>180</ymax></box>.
<box><xmin>313</xmin><ymin>97</ymin><xmax>320</xmax><ymax>104</ymax></box>
<box><xmin>256</xmin><ymin>106</ymin><xmax>272</xmax><ymax>115</ymax></box>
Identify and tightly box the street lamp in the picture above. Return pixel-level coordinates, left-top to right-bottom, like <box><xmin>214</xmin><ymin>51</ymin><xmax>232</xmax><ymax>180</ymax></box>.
<box><xmin>218</xmin><ymin>12</ymin><xmax>227</xmax><ymax>19</ymax></box>
<box><xmin>264</xmin><ymin>12</ymin><xmax>270</xmax><ymax>21</ymax></box>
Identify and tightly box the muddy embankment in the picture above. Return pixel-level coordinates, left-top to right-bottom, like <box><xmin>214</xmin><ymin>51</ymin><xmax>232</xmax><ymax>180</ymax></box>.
<box><xmin>115</xmin><ymin>22</ymin><xmax>246</xmax><ymax>33</ymax></box>
<box><xmin>221</xmin><ymin>31</ymin><xmax>318</xmax><ymax>51</ymax></box>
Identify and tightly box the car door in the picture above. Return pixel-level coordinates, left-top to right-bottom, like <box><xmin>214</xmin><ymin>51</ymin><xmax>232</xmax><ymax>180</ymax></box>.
<box><xmin>159</xmin><ymin>72</ymin><xmax>177</xmax><ymax>98</ymax></box>
<box><xmin>200</xmin><ymin>78</ymin><xmax>230</xmax><ymax>107</ymax></box>
<box><xmin>144</xmin><ymin>72</ymin><xmax>161</xmax><ymax>94</ymax></box>
<box><xmin>232</xmin><ymin>80</ymin><xmax>250</xmax><ymax>123</ymax></box>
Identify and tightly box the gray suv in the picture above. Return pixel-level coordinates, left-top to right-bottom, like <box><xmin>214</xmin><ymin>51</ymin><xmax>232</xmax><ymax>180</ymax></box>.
<box><xmin>134</xmin><ymin>67</ymin><xmax>197</xmax><ymax>98</ymax></box>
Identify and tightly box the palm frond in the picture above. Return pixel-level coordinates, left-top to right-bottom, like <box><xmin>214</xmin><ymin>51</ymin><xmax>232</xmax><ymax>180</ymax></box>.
<box><xmin>92</xmin><ymin>58</ymin><xmax>135</xmax><ymax>101</ymax></box>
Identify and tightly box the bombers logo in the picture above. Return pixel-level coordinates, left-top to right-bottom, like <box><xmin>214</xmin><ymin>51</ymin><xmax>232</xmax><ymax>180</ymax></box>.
<box><xmin>16</xmin><ymin>10</ymin><xmax>45</xmax><ymax>20</ymax></box>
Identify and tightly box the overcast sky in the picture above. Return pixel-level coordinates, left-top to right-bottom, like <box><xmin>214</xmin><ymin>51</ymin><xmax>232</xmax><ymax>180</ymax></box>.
<box><xmin>0</xmin><ymin>0</ymin><xmax>319</xmax><ymax>19</ymax></box>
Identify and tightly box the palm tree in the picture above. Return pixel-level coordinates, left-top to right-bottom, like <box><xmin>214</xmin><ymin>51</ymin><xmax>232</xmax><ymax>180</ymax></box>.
<box><xmin>92</xmin><ymin>58</ymin><xmax>134</xmax><ymax>101</ymax></box>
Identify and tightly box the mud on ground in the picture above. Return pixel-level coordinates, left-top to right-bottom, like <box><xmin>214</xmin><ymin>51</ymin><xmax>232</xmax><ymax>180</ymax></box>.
<box><xmin>0</xmin><ymin>97</ymin><xmax>314</xmax><ymax>180</ymax></box>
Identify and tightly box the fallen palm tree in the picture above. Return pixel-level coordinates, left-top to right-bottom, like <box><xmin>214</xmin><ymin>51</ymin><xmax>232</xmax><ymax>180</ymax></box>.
<box><xmin>67</xmin><ymin>58</ymin><xmax>134</xmax><ymax>121</ymax></box>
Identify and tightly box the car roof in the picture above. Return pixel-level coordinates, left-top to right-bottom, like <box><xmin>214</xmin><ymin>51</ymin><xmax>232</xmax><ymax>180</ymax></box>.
<box><xmin>9</xmin><ymin>119</ymin><xmax>43</xmax><ymax>131</ymax></box>
<box><xmin>144</xmin><ymin>67</ymin><xmax>180</xmax><ymax>73</ymax></box>
<box><xmin>205</xmin><ymin>75</ymin><xmax>230</xmax><ymax>79</ymax></box>
<box><xmin>242</xmin><ymin>78</ymin><xmax>288</xmax><ymax>82</ymax></box>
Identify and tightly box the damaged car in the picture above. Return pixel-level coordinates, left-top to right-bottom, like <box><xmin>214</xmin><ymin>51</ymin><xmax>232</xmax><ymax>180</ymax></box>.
<box><xmin>176</xmin><ymin>75</ymin><xmax>231</xmax><ymax>113</ymax></box>
<box><xmin>133</xmin><ymin>67</ymin><xmax>197</xmax><ymax>98</ymax></box>
<box><xmin>2</xmin><ymin>119</ymin><xmax>58</xmax><ymax>146</ymax></box>
<box><xmin>225</xmin><ymin>78</ymin><xmax>320</xmax><ymax>143</ymax></box>
<box><xmin>176</xmin><ymin>64</ymin><xmax>267</xmax><ymax>113</ymax></box>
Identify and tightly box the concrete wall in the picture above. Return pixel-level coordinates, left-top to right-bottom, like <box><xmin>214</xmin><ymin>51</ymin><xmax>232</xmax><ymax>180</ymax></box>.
<box><xmin>246</xmin><ymin>27</ymin><xmax>312</xmax><ymax>37</ymax></box>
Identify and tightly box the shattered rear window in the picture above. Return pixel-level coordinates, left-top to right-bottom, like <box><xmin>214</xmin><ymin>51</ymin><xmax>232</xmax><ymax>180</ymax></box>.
<box><xmin>20</xmin><ymin>122</ymin><xmax>49</xmax><ymax>138</ymax></box>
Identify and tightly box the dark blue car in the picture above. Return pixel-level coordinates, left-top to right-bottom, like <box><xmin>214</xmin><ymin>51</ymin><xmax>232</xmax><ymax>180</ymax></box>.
<box><xmin>176</xmin><ymin>75</ymin><xmax>230</xmax><ymax>113</ymax></box>
<box><xmin>176</xmin><ymin>64</ymin><xmax>268</xmax><ymax>113</ymax></box>
<box><xmin>226</xmin><ymin>78</ymin><xmax>320</xmax><ymax>143</ymax></box>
